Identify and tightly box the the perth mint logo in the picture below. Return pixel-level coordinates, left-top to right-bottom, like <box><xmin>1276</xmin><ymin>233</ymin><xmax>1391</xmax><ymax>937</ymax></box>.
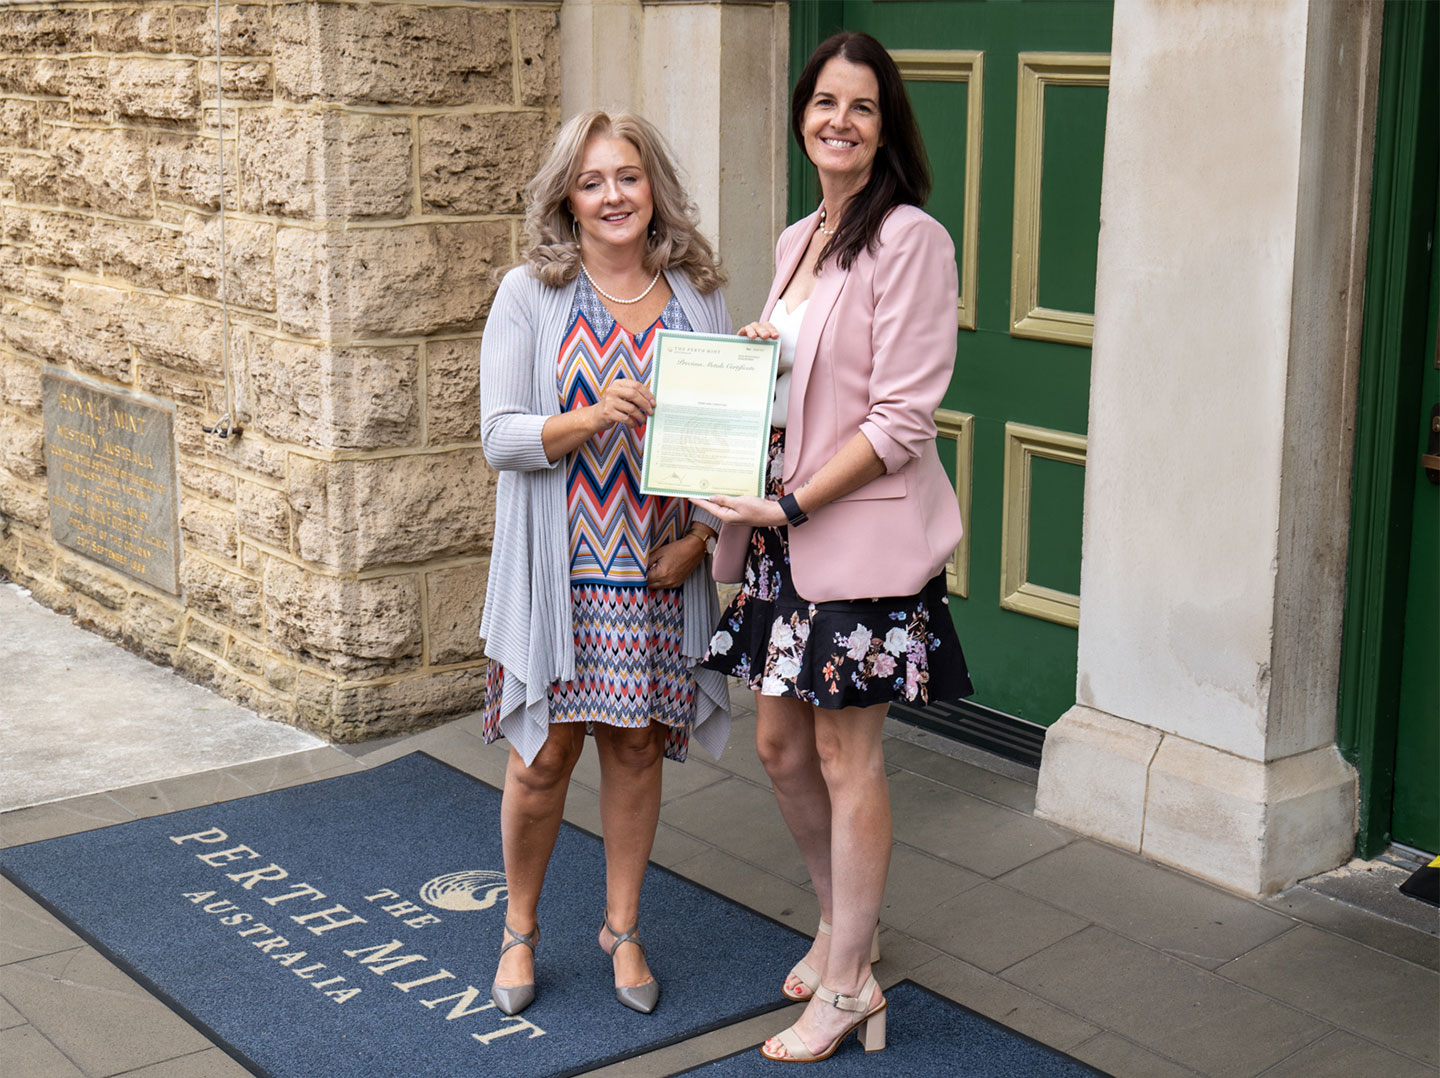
<box><xmin>420</xmin><ymin>870</ymin><xmax>509</xmax><ymax>911</ymax></box>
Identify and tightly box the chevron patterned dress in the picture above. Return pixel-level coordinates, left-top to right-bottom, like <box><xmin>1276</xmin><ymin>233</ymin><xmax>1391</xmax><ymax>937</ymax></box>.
<box><xmin>483</xmin><ymin>278</ymin><xmax>696</xmax><ymax>761</ymax></box>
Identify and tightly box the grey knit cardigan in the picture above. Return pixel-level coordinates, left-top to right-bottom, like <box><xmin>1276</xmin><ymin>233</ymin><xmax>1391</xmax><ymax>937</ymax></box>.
<box><xmin>478</xmin><ymin>264</ymin><xmax>733</xmax><ymax>766</ymax></box>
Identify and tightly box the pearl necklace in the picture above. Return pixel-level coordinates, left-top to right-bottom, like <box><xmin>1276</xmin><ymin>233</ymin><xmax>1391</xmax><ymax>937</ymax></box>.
<box><xmin>580</xmin><ymin>260</ymin><xmax>662</xmax><ymax>305</ymax></box>
<box><xmin>817</xmin><ymin>204</ymin><xmax>838</xmax><ymax>235</ymax></box>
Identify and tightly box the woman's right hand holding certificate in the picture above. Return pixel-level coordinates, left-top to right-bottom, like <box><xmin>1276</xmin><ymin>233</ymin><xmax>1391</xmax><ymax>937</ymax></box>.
<box><xmin>738</xmin><ymin>321</ymin><xmax>780</xmax><ymax>340</ymax></box>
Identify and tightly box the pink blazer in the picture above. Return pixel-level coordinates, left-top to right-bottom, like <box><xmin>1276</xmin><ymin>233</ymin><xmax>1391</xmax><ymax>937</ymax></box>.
<box><xmin>714</xmin><ymin>204</ymin><xmax>963</xmax><ymax>602</ymax></box>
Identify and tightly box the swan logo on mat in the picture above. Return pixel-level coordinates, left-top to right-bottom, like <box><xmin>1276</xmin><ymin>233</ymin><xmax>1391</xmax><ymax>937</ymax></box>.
<box><xmin>419</xmin><ymin>870</ymin><xmax>509</xmax><ymax>912</ymax></box>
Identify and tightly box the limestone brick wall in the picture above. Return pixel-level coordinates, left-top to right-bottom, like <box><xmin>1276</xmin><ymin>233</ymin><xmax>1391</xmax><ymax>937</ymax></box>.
<box><xmin>0</xmin><ymin>2</ymin><xmax>561</xmax><ymax>739</ymax></box>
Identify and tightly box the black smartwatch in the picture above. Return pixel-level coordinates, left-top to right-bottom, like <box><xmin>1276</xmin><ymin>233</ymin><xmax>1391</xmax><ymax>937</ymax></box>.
<box><xmin>778</xmin><ymin>492</ymin><xmax>809</xmax><ymax>527</ymax></box>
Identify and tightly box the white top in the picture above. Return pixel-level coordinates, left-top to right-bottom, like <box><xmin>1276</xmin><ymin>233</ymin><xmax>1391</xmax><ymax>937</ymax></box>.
<box><xmin>770</xmin><ymin>296</ymin><xmax>808</xmax><ymax>428</ymax></box>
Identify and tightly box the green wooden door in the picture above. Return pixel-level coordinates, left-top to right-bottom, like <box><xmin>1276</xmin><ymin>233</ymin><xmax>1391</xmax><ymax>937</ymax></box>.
<box><xmin>1390</xmin><ymin>187</ymin><xmax>1439</xmax><ymax>854</ymax></box>
<box><xmin>790</xmin><ymin>1</ymin><xmax>1113</xmax><ymax>725</ymax></box>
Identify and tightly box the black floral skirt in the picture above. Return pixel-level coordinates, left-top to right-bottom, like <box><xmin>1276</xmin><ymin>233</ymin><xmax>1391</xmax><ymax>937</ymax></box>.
<box><xmin>699</xmin><ymin>429</ymin><xmax>974</xmax><ymax>710</ymax></box>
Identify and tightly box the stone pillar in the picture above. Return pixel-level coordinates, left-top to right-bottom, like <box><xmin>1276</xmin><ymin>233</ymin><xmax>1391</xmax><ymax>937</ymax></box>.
<box><xmin>1033</xmin><ymin>0</ymin><xmax>1382</xmax><ymax>895</ymax></box>
<box><xmin>560</xmin><ymin>0</ymin><xmax>789</xmax><ymax>323</ymax></box>
<box><xmin>0</xmin><ymin>3</ymin><xmax>561</xmax><ymax>740</ymax></box>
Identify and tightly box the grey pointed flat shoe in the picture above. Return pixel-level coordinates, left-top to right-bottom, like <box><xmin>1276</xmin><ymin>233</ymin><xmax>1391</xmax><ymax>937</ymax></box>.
<box><xmin>490</xmin><ymin>921</ymin><xmax>539</xmax><ymax>1015</ymax></box>
<box><xmin>602</xmin><ymin>916</ymin><xmax>659</xmax><ymax>1014</ymax></box>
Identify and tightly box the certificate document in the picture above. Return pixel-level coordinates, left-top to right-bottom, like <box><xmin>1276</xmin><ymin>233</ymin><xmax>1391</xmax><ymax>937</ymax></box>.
<box><xmin>641</xmin><ymin>330</ymin><xmax>779</xmax><ymax>499</ymax></box>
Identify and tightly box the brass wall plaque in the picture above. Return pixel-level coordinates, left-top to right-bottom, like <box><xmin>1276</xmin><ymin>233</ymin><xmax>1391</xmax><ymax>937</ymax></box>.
<box><xmin>43</xmin><ymin>369</ymin><xmax>181</xmax><ymax>594</ymax></box>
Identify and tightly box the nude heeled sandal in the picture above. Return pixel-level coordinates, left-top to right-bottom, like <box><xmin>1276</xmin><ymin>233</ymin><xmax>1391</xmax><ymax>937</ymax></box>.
<box><xmin>490</xmin><ymin>921</ymin><xmax>539</xmax><ymax>1015</ymax></box>
<box><xmin>761</xmin><ymin>973</ymin><xmax>887</xmax><ymax>1062</ymax></box>
<box><xmin>782</xmin><ymin>919</ymin><xmax>883</xmax><ymax>1001</ymax></box>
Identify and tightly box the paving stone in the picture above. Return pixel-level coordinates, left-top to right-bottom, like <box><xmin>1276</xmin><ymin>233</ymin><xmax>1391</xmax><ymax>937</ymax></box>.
<box><xmin>648</xmin><ymin>823</ymin><xmax>709</xmax><ymax>869</ymax></box>
<box><xmin>102</xmin><ymin>770</ymin><xmax>259</xmax><ymax>820</ymax></box>
<box><xmin>888</xmin><ymin>769</ymin><xmax>1073</xmax><ymax>878</ymax></box>
<box><xmin>220</xmin><ymin>747</ymin><xmax>361</xmax><ymax>794</ymax></box>
<box><xmin>1255</xmin><ymin>1028</ymin><xmax>1438</xmax><ymax>1078</ymax></box>
<box><xmin>0</xmin><ymin>794</ymin><xmax>134</xmax><ymax>849</ymax></box>
<box><xmin>666</xmin><ymin>846</ymin><xmax>818</xmax><ymax>933</ymax></box>
<box><xmin>1000</xmin><ymin>840</ymin><xmax>1294</xmax><ymax>968</ymax></box>
<box><xmin>661</xmin><ymin>756</ymin><xmax>730</xmax><ymax>804</ymax></box>
<box><xmin>1003</xmin><ymin>926</ymin><xmax>1327</xmax><ymax>1076</ymax></box>
<box><xmin>581</xmin><ymin>1005</ymin><xmax>804</xmax><ymax>1078</ymax></box>
<box><xmin>0</xmin><ymin>949</ymin><xmax>211</xmax><ymax>1075</ymax></box>
<box><xmin>881</xmin><ymin>844</ymin><xmax>987</xmax><ymax>931</ymax></box>
<box><xmin>1069</xmin><ymin>1031</ymin><xmax>1204</xmax><ymax>1077</ymax></box>
<box><xmin>117</xmin><ymin>1047</ymin><xmax>255</xmax><ymax>1077</ymax></box>
<box><xmin>0</xmin><ymin>1024</ymin><xmax>85</xmax><ymax>1078</ymax></box>
<box><xmin>883</xmin><ymin>737</ymin><xmax>1038</xmax><ymax>813</ymax></box>
<box><xmin>661</xmin><ymin>777</ymin><xmax>810</xmax><ymax>885</ymax></box>
<box><xmin>1220</xmin><ymin>924</ymin><xmax>1439</xmax><ymax>1066</ymax></box>
<box><xmin>1264</xmin><ymin>885</ymin><xmax>1439</xmax><ymax>973</ymax></box>
<box><xmin>0</xmin><ymin>879</ymin><xmax>80</xmax><ymax>968</ymax></box>
<box><xmin>908</xmin><ymin>881</ymin><xmax>1089</xmax><ymax>973</ymax></box>
<box><xmin>909</xmin><ymin>951</ymin><xmax>1100</xmax><ymax>1052</ymax></box>
<box><xmin>0</xmin><ymin>992</ymin><xmax>22</xmax><ymax>1029</ymax></box>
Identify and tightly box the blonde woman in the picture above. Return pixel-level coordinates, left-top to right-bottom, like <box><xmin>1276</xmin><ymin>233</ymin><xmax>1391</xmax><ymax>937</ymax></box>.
<box><xmin>478</xmin><ymin>110</ymin><xmax>731</xmax><ymax>1017</ymax></box>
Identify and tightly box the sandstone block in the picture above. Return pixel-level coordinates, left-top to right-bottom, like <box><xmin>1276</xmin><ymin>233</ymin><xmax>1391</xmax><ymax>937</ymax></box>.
<box><xmin>82</xmin><ymin>286</ymin><xmax>225</xmax><ymax>378</ymax></box>
<box><xmin>264</xmin><ymin>657</ymin><xmax>296</xmax><ymax>694</ymax></box>
<box><xmin>94</xmin><ymin>218</ymin><xmax>187</xmax><ymax>293</ymax></box>
<box><xmin>110</xmin><ymin>59</ymin><xmax>201</xmax><ymax>122</ymax></box>
<box><xmin>68</xmin><ymin>58</ymin><xmax>112</xmax><ymax>120</ymax></box>
<box><xmin>122</xmin><ymin>592</ymin><xmax>184</xmax><ymax>665</ymax></box>
<box><xmin>183</xmin><ymin>613</ymin><xmax>226</xmax><ymax>652</ymax></box>
<box><xmin>27</xmin><ymin>210</ymin><xmax>96</xmax><ymax>274</ymax></box>
<box><xmin>205</xmin><ymin>428</ymin><xmax>287</xmax><ymax>482</ymax></box>
<box><xmin>56</xmin><ymin>555</ymin><xmax>130</xmax><ymax>610</ymax></box>
<box><xmin>138</xmin><ymin>365</ymin><xmax>221</xmax><ymax>414</ymax></box>
<box><xmin>174</xmin><ymin>4</ymin><xmax>272</xmax><ymax>55</ymax></box>
<box><xmin>20</xmin><ymin>537</ymin><xmax>56</xmax><ymax>579</ymax></box>
<box><xmin>0</xmin><ymin>58</ymin><xmax>68</xmax><ymax>97</ymax></box>
<box><xmin>237</xmin><ymin>479</ymin><xmax>290</xmax><ymax>548</ymax></box>
<box><xmin>516</xmin><ymin>6</ymin><xmax>561</xmax><ymax>109</ymax></box>
<box><xmin>274</xmin><ymin>4</ymin><xmax>511</xmax><ymax>107</ymax></box>
<box><xmin>0</xmin><ymin>353</ymin><xmax>44</xmax><ymax>410</ymax></box>
<box><xmin>225</xmin><ymin>634</ymin><xmax>268</xmax><ymax>678</ymax></box>
<box><xmin>200</xmin><ymin>59</ymin><xmax>273</xmax><ymax>100</ymax></box>
<box><xmin>0</xmin><ymin>244</ymin><xmax>22</xmax><ymax>294</ymax></box>
<box><xmin>328</xmin><ymin>668</ymin><xmax>488</xmax><ymax>742</ymax></box>
<box><xmin>420</xmin><ymin>111</ymin><xmax>552</xmax><ymax>215</ymax></box>
<box><xmin>176</xmin><ymin>647</ymin><xmax>291</xmax><ymax>721</ymax></box>
<box><xmin>93</xmin><ymin>7</ymin><xmax>174</xmax><ymax>54</ymax></box>
<box><xmin>181</xmin><ymin>500</ymin><xmax>238</xmax><ymax>560</ymax></box>
<box><xmin>0</xmin><ymin>99</ymin><xmax>41</xmax><ymax>149</ymax></box>
<box><xmin>178</xmin><ymin>455</ymin><xmax>236</xmax><ymax>502</ymax></box>
<box><xmin>276</xmin><ymin>222</ymin><xmax>508</xmax><ymax>337</ymax></box>
<box><xmin>426</xmin><ymin>561</ymin><xmax>488</xmax><ymax>665</ymax></box>
<box><xmin>263</xmin><ymin>559</ymin><xmax>423</xmax><ymax>674</ymax></box>
<box><xmin>288</xmin><ymin>448</ymin><xmax>496</xmax><ymax>570</ymax></box>
<box><xmin>0</xmin><ymin>471</ymin><xmax>46</xmax><ymax>529</ymax></box>
<box><xmin>54</xmin><ymin>127</ymin><xmax>155</xmax><ymax>218</ymax></box>
<box><xmin>426</xmin><ymin>338</ymin><xmax>482</xmax><ymax>443</ymax></box>
<box><xmin>182</xmin><ymin>211</ymin><xmax>275</xmax><ymax>310</ymax></box>
<box><xmin>1</xmin><ymin>8</ymin><xmax>92</xmax><ymax>54</ymax></box>
<box><xmin>50</xmin><ymin>282</ymin><xmax>135</xmax><ymax>381</ymax></box>
<box><xmin>149</xmin><ymin>132</ymin><xmax>236</xmax><ymax>211</ymax></box>
<box><xmin>2</xmin><ymin>296</ymin><xmax>77</xmax><ymax>369</ymax></box>
<box><xmin>248</xmin><ymin>337</ymin><xmax>419</xmax><ymax>450</ymax></box>
<box><xmin>0</xmin><ymin>413</ymin><xmax>45</xmax><ymax>481</ymax></box>
<box><xmin>72</xmin><ymin>594</ymin><xmax>124</xmax><ymax>640</ymax></box>
<box><xmin>23</xmin><ymin>270</ymin><xmax>66</xmax><ymax>306</ymax></box>
<box><xmin>181</xmin><ymin>554</ymin><xmax>262</xmax><ymax>631</ymax></box>
<box><xmin>238</xmin><ymin>110</ymin><xmax>411</xmax><ymax>219</ymax></box>
<box><xmin>9</xmin><ymin>150</ymin><xmax>60</xmax><ymax>204</ymax></box>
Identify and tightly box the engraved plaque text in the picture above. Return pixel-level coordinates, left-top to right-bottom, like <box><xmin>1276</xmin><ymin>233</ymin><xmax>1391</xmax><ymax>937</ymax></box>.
<box><xmin>43</xmin><ymin>369</ymin><xmax>181</xmax><ymax>594</ymax></box>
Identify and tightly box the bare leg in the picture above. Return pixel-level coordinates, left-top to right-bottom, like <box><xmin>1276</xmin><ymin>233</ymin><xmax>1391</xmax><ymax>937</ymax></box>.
<box><xmin>765</xmin><ymin>702</ymin><xmax>890</xmax><ymax>1057</ymax></box>
<box><xmin>494</xmin><ymin>724</ymin><xmax>585</xmax><ymax>989</ymax></box>
<box><xmin>755</xmin><ymin>691</ymin><xmax>834</xmax><ymax>993</ymax></box>
<box><xmin>594</xmin><ymin>722</ymin><xmax>668</xmax><ymax>988</ymax></box>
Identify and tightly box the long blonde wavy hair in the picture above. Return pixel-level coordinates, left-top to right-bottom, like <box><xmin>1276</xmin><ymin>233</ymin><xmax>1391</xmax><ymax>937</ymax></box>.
<box><xmin>522</xmin><ymin>110</ymin><xmax>725</xmax><ymax>293</ymax></box>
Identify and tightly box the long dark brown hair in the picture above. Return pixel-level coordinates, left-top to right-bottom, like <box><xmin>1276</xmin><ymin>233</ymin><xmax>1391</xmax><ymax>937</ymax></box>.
<box><xmin>791</xmin><ymin>31</ymin><xmax>932</xmax><ymax>271</ymax></box>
